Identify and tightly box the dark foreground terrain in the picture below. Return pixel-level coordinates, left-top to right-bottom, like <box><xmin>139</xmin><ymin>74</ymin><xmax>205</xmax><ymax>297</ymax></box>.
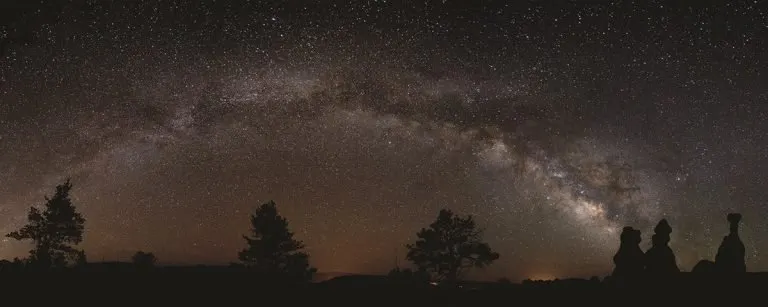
<box><xmin>1</xmin><ymin>269</ymin><xmax>767</xmax><ymax>306</ymax></box>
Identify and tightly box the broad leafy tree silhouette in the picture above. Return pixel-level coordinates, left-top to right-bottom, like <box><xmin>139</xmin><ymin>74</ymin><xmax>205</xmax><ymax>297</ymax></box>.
<box><xmin>132</xmin><ymin>251</ymin><xmax>157</xmax><ymax>269</ymax></box>
<box><xmin>6</xmin><ymin>179</ymin><xmax>85</xmax><ymax>269</ymax></box>
<box><xmin>406</xmin><ymin>209</ymin><xmax>499</xmax><ymax>283</ymax></box>
<box><xmin>238</xmin><ymin>200</ymin><xmax>316</xmax><ymax>282</ymax></box>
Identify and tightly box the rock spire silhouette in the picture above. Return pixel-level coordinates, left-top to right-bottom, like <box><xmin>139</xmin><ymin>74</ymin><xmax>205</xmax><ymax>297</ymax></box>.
<box><xmin>612</xmin><ymin>226</ymin><xmax>644</xmax><ymax>280</ymax></box>
<box><xmin>644</xmin><ymin>219</ymin><xmax>679</xmax><ymax>275</ymax></box>
<box><xmin>715</xmin><ymin>213</ymin><xmax>746</xmax><ymax>273</ymax></box>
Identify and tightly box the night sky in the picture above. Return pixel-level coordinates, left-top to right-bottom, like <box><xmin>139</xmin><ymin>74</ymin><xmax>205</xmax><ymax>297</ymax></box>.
<box><xmin>1</xmin><ymin>0</ymin><xmax>767</xmax><ymax>281</ymax></box>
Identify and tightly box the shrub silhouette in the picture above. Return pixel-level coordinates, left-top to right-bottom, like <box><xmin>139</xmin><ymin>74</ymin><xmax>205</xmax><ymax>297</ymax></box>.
<box><xmin>0</xmin><ymin>258</ymin><xmax>25</xmax><ymax>272</ymax></box>
<box><xmin>238</xmin><ymin>200</ymin><xmax>316</xmax><ymax>282</ymax></box>
<box><xmin>131</xmin><ymin>251</ymin><xmax>157</xmax><ymax>268</ymax></box>
<box><xmin>6</xmin><ymin>179</ymin><xmax>85</xmax><ymax>269</ymax></box>
<box><xmin>405</xmin><ymin>209</ymin><xmax>499</xmax><ymax>283</ymax></box>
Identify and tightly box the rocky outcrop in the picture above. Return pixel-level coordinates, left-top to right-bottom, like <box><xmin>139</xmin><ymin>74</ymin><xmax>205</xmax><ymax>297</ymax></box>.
<box><xmin>715</xmin><ymin>213</ymin><xmax>746</xmax><ymax>273</ymax></box>
<box><xmin>645</xmin><ymin>219</ymin><xmax>679</xmax><ymax>275</ymax></box>
<box><xmin>612</xmin><ymin>226</ymin><xmax>644</xmax><ymax>279</ymax></box>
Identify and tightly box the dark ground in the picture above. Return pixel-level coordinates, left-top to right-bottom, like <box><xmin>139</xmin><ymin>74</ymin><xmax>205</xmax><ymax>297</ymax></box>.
<box><xmin>1</xmin><ymin>268</ymin><xmax>766</xmax><ymax>306</ymax></box>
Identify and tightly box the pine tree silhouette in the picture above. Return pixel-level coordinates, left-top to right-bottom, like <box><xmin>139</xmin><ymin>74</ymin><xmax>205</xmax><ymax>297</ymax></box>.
<box><xmin>238</xmin><ymin>200</ymin><xmax>316</xmax><ymax>282</ymax></box>
<box><xmin>406</xmin><ymin>209</ymin><xmax>499</xmax><ymax>283</ymax></box>
<box><xmin>6</xmin><ymin>179</ymin><xmax>85</xmax><ymax>269</ymax></box>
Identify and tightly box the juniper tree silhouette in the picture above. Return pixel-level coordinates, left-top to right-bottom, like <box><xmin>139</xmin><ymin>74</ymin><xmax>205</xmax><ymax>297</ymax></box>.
<box><xmin>132</xmin><ymin>251</ymin><xmax>157</xmax><ymax>269</ymax></box>
<box><xmin>6</xmin><ymin>179</ymin><xmax>86</xmax><ymax>269</ymax></box>
<box><xmin>238</xmin><ymin>200</ymin><xmax>316</xmax><ymax>282</ymax></box>
<box><xmin>405</xmin><ymin>209</ymin><xmax>499</xmax><ymax>284</ymax></box>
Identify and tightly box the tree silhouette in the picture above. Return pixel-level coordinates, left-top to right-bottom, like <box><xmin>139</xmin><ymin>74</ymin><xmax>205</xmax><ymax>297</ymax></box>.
<box><xmin>6</xmin><ymin>179</ymin><xmax>85</xmax><ymax>269</ymax></box>
<box><xmin>0</xmin><ymin>258</ymin><xmax>25</xmax><ymax>272</ymax></box>
<box><xmin>406</xmin><ymin>209</ymin><xmax>499</xmax><ymax>283</ymax></box>
<box><xmin>131</xmin><ymin>251</ymin><xmax>157</xmax><ymax>269</ymax></box>
<box><xmin>238</xmin><ymin>200</ymin><xmax>316</xmax><ymax>282</ymax></box>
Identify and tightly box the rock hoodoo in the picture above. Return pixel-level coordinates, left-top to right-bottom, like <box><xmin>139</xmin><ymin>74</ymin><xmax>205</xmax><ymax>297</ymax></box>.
<box><xmin>644</xmin><ymin>219</ymin><xmax>679</xmax><ymax>275</ymax></box>
<box><xmin>612</xmin><ymin>226</ymin><xmax>645</xmax><ymax>279</ymax></box>
<box><xmin>715</xmin><ymin>213</ymin><xmax>746</xmax><ymax>273</ymax></box>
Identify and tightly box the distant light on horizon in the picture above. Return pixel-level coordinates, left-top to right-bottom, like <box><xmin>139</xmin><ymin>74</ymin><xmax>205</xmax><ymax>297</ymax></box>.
<box><xmin>527</xmin><ymin>274</ymin><xmax>557</xmax><ymax>281</ymax></box>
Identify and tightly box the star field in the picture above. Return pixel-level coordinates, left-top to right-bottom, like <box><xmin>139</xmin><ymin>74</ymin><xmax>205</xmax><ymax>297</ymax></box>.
<box><xmin>1</xmin><ymin>1</ymin><xmax>767</xmax><ymax>281</ymax></box>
